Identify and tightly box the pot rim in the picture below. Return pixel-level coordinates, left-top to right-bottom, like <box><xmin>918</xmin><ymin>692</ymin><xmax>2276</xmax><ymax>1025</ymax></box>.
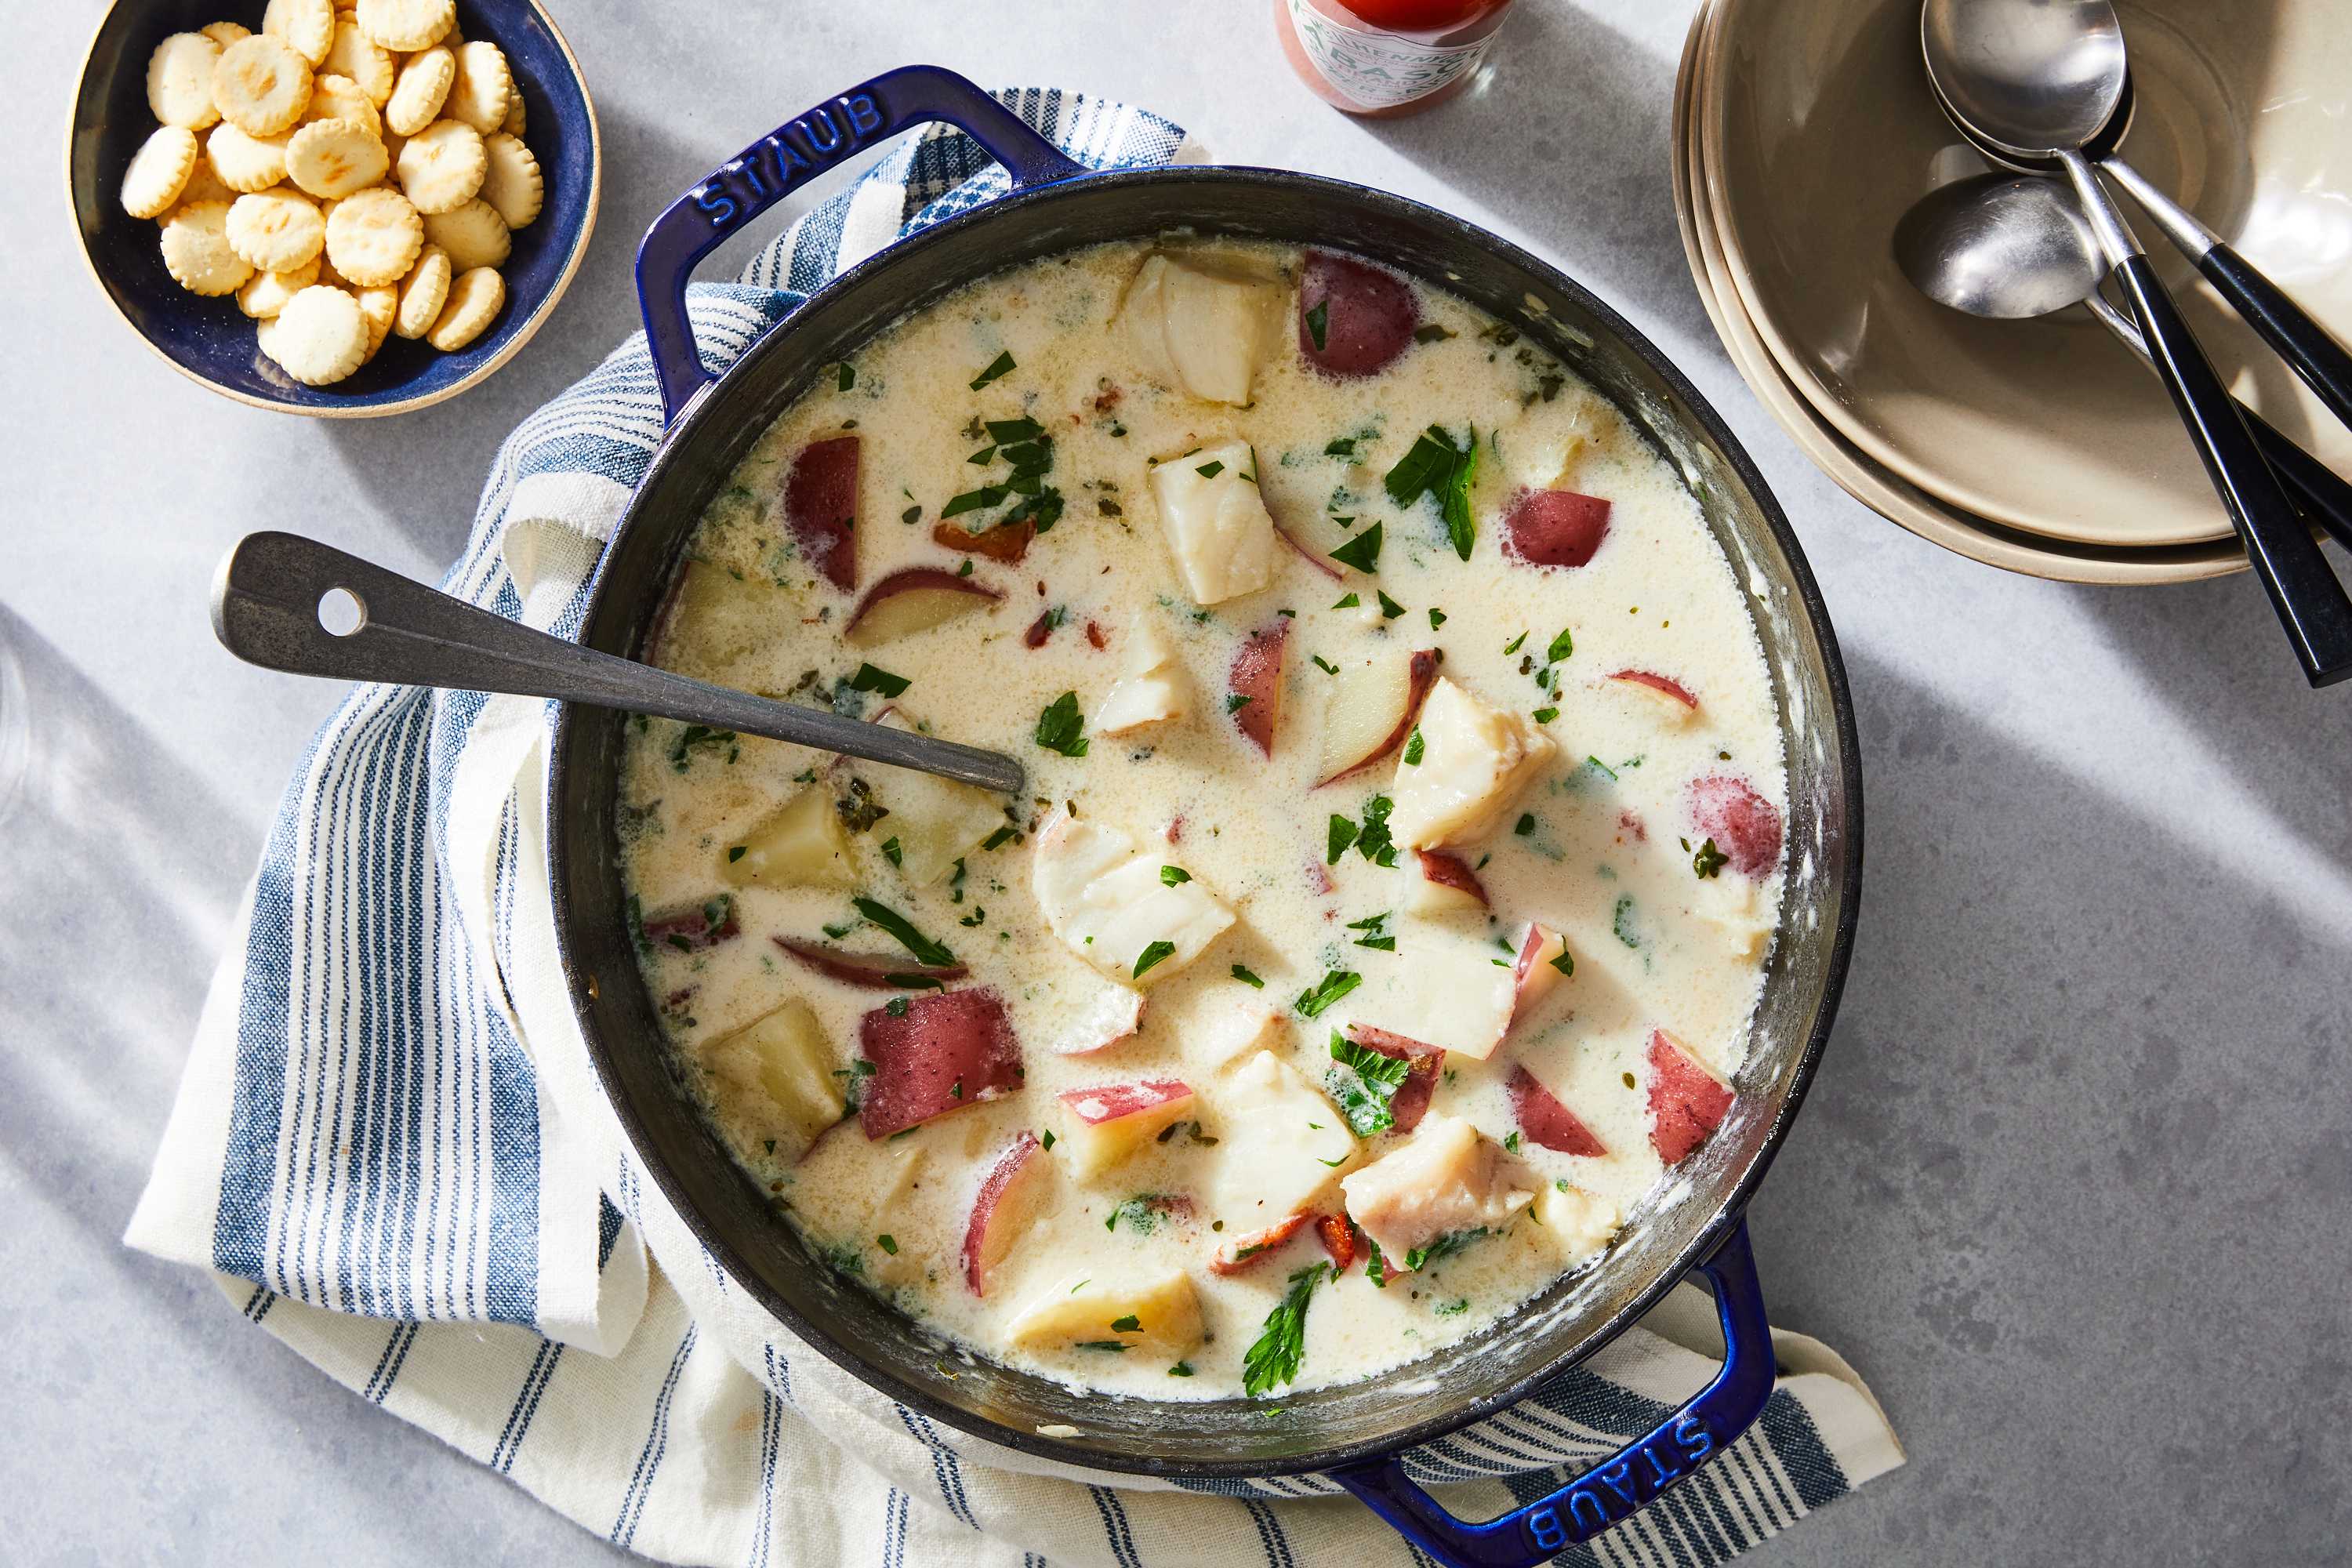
<box><xmin>550</xmin><ymin>162</ymin><xmax>1864</xmax><ymax>1480</ymax></box>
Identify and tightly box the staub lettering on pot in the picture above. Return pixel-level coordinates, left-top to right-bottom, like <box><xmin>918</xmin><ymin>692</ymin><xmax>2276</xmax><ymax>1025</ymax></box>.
<box><xmin>691</xmin><ymin>93</ymin><xmax>887</xmax><ymax>227</ymax></box>
<box><xmin>1556</xmin><ymin>1416</ymin><xmax>1715</xmax><ymax>1537</ymax></box>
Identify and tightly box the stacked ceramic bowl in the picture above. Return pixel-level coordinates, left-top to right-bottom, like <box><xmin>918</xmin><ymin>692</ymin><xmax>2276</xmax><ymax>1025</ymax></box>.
<box><xmin>1672</xmin><ymin>0</ymin><xmax>2352</xmax><ymax>583</ymax></box>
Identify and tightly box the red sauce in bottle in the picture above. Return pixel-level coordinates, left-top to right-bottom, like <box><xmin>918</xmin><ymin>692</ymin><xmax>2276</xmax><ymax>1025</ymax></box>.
<box><xmin>1274</xmin><ymin>0</ymin><xmax>1516</xmax><ymax>117</ymax></box>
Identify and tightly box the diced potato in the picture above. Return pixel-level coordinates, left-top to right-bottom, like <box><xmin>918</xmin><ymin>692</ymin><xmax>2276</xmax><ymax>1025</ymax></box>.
<box><xmin>1054</xmin><ymin>1079</ymin><xmax>1197</xmax><ymax>1181</ymax></box>
<box><xmin>1340</xmin><ymin>1113</ymin><xmax>1534</xmax><ymax>1267</ymax></box>
<box><xmin>1207</xmin><ymin>1050</ymin><xmax>1359</xmax><ymax>1228</ymax></box>
<box><xmin>1530</xmin><ymin>1179</ymin><xmax>1621</xmax><ymax>1263</ymax></box>
<box><xmin>659</xmin><ymin>561</ymin><xmax>793</xmax><ymax>684</ymax></box>
<box><xmin>862</xmin><ymin>710</ymin><xmax>1007</xmax><ymax>885</ymax></box>
<box><xmin>723</xmin><ymin>786</ymin><xmax>854</xmax><ymax>891</ymax></box>
<box><xmin>1007</xmin><ymin>1269</ymin><xmax>1205</xmax><ymax>1358</ymax></box>
<box><xmin>1390</xmin><ymin>677</ymin><xmax>1557</xmax><ymax>850</ymax></box>
<box><xmin>1031</xmin><ymin>809</ymin><xmax>1234</xmax><ymax>985</ymax></box>
<box><xmin>1095</xmin><ymin>620</ymin><xmax>1189</xmax><ymax>735</ymax></box>
<box><xmin>1117</xmin><ymin>252</ymin><xmax>1281</xmax><ymax>405</ymax></box>
<box><xmin>696</xmin><ymin>998</ymin><xmax>846</xmax><ymax>1163</ymax></box>
<box><xmin>1345</xmin><ymin>920</ymin><xmax>1517</xmax><ymax>1061</ymax></box>
<box><xmin>1147</xmin><ymin>439</ymin><xmax>1281</xmax><ymax>606</ymax></box>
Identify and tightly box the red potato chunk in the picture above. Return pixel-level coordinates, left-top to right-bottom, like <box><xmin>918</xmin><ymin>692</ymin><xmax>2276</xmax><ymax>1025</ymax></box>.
<box><xmin>1609</xmin><ymin>669</ymin><xmax>1699</xmax><ymax>711</ymax></box>
<box><xmin>784</xmin><ymin>435</ymin><xmax>859</xmax><ymax>592</ymax></box>
<box><xmin>1313</xmin><ymin>647</ymin><xmax>1443</xmax><ymax>787</ymax></box>
<box><xmin>641</xmin><ymin>894</ymin><xmax>739</xmax><ymax>952</ymax></box>
<box><xmin>1501</xmin><ymin>487</ymin><xmax>1612</xmax><ymax>569</ymax></box>
<box><xmin>772</xmin><ymin>936</ymin><xmax>967</xmax><ymax>990</ymax></box>
<box><xmin>1055</xmin><ymin>1079</ymin><xmax>1198</xmax><ymax>1180</ymax></box>
<box><xmin>843</xmin><ymin>567</ymin><xmax>1002</xmax><ymax>648</ymax></box>
<box><xmin>1299</xmin><ymin>250</ymin><xmax>1419</xmax><ymax>378</ymax></box>
<box><xmin>1344</xmin><ymin>1023</ymin><xmax>1444</xmax><ymax>1135</ymax></box>
<box><xmin>1508</xmin><ymin>922</ymin><xmax>1570</xmax><ymax>1029</ymax></box>
<box><xmin>1414</xmin><ymin>850</ymin><xmax>1488</xmax><ymax>909</ymax></box>
<box><xmin>1210</xmin><ymin>1211</ymin><xmax>1313</xmax><ymax>1275</ymax></box>
<box><xmin>1648</xmin><ymin>1029</ymin><xmax>1733</xmax><ymax>1165</ymax></box>
<box><xmin>1687</xmin><ymin>774</ymin><xmax>1784</xmax><ymax>877</ymax></box>
<box><xmin>961</xmin><ymin>1132</ymin><xmax>1054</xmax><ymax>1295</ymax></box>
<box><xmin>1506</xmin><ymin>1064</ymin><xmax>1606</xmax><ymax>1157</ymax></box>
<box><xmin>856</xmin><ymin>988</ymin><xmax>1023</xmax><ymax>1138</ymax></box>
<box><xmin>1228</xmin><ymin>619</ymin><xmax>1290</xmax><ymax>757</ymax></box>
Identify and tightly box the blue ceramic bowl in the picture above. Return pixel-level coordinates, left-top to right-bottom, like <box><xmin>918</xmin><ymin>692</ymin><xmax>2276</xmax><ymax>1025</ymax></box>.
<box><xmin>67</xmin><ymin>0</ymin><xmax>599</xmax><ymax>416</ymax></box>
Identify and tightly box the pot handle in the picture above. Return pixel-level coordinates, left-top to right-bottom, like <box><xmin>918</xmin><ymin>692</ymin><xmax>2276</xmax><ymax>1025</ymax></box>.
<box><xmin>633</xmin><ymin>65</ymin><xmax>1085</xmax><ymax>426</ymax></box>
<box><xmin>1330</xmin><ymin>1221</ymin><xmax>1774</xmax><ymax>1568</ymax></box>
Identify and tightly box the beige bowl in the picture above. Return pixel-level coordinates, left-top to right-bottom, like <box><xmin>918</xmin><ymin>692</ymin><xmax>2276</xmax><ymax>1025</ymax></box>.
<box><xmin>1671</xmin><ymin>0</ymin><xmax>2246</xmax><ymax>583</ymax></box>
<box><xmin>1695</xmin><ymin>0</ymin><xmax>2352</xmax><ymax>549</ymax></box>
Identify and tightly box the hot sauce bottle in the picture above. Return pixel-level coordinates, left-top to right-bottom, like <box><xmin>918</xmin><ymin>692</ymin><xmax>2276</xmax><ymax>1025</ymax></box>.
<box><xmin>1274</xmin><ymin>0</ymin><xmax>1517</xmax><ymax>118</ymax></box>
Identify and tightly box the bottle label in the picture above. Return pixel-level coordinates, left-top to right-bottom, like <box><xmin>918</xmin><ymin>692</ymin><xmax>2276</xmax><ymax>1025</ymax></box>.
<box><xmin>1286</xmin><ymin>0</ymin><xmax>1494</xmax><ymax>109</ymax></box>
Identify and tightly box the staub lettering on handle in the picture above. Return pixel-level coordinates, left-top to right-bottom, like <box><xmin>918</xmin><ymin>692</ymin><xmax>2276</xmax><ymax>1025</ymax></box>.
<box><xmin>691</xmin><ymin>92</ymin><xmax>888</xmax><ymax>227</ymax></box>
<box><xmin>1547</xmin><ymin>1416</ymin><xmax>1716</xmax><ymax>1541</ymax></box>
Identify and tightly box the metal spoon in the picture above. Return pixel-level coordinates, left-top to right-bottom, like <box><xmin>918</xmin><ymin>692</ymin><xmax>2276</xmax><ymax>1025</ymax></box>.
<box><xmin>1922</xmin><ymin>0</ymin><xmax>2352</xmax><ymax>687</ymax></box>
<box><xmin>1894</xmin><ymin>176</ymin><xmax>2352</xmax><ymax>557</ymax></box>
<box><xmin>212</xmin><ymin>531</ymin><xmax>1030</xmax><ymax>794</ymax></box>
<box><xmin>1920</xmin><ymin>0</ymin><xmax>2352</xmax><ymax>435</ymax></box>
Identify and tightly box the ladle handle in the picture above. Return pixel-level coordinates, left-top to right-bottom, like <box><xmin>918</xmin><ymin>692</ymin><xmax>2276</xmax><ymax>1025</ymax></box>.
<box><xmin>2111</xmin><ymin>253</ymin><xmax>2352</xmax><ymax>687</ymax></box>
<box><xmin>209</xmin><ymin>532</ymin><xmax>1029</xmax><ymax>794</ymax></box>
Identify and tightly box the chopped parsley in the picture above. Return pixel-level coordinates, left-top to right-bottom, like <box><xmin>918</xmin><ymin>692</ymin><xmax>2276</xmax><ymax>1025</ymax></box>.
<box><xmin>981</xmin><ymin>825</ymin><xmax>1018</xmax><ymax>851</ymax></box>
<box><xmin>1075</xmin><ymin>1340</ymin><xmax>1129</xmax><ymax>1352</ymax></box>
<box><xmin>1168</xmin><ymin>1361</ymin><xmax>1195</xmax><ymax>1377</ymax></box>
<box><xmin>1346</xmin><ymin>911</ymin><xmax>1395</xmax><ymax>951</ymax></box>
<box><xmin>1333</xmin><ymin>592</ymin><xmax>1361</xmax><ymax>609</ymax></box>
<box><xmin>880</xmin><ymin>837</ymin><xmax>902</xmax><ymax>867</ymax></box>
<box><xmin>1225</xmin><ymin>693</ymin><xmax>1253</xmax><ymax>714</ymax></box>
<box><xmin>1035</xmin><ymin>691</ymin><xmax>1090</xmax><ymax>757</ymax></box>
<box><xmin>1382</xmin><ymin>424</ymin><xmax>1480</xmax><ymax>561</ymax></box>
<box><xmin>837</xmin><ymin>361</ymin><xmax>855</xmax><ymax>391</ymax></box>
<box><xmin>1323</xmin><ymin>435</ymin><xmax>1357</xmax><ymax>457</ymax></box>
<box><xmin>1312</xmin><ymin>654</ymin><xmax>1339</xmax><ymax>675</ymax></box>
<box><xmin>669</xmin><ymin>724</ymin><xmax>739</xmax><ymax>772</ymax></box>
<box><xmin>968</xmin><ymin>350</ymin><xmax>1015</xmax><ymax>390</ymax></box>
<box><xmin>1413</xmin><ymin>323</ymin><xmax>1456</xmax><ymax>343</ymax></box>
<box><xmin>1243</xmin><ymin>1264</ymin><xmax>1327</xmax><ymax>1397</ymax></box>
<box><xmin>1547</xmin><ymin>626</ymin><xmax>1575</xmax><ymax>662</ymax></box>
<box><xmin>876</xmin><ymin>1232</ymin><xmax>898</xmax><ymax>1254</ymax></box>
<box><xmin>1354</xmin><ymin>795</ymin><xmax>1399</xmax><ymax>866</ymax></box>
<box><xmin>940</xmin><ymin>484</ymin><xmax>1009</xmax><ymax>518</ymax></box>
<box><xmin>1133</xmin><ymin>939</ymin><xmax>1177</xmax><ymax>978</ymax></box>
<box><xmin>1231</xmin><ymin>964</ymin><xmax>1265</xmax><ymax>989</ymax></box>
<box><xmin>1328</xmin><ymin>521</ymin><xmax>1383</xmax><ymax>574</ymax></box>
<box><xmin>1504</xmin><ymin>630</ymin><xmax>1529</xmax><ymax>655</ymax></box>
<box><xmin>1196</xmin><ymin>459</ymin><xmax>1225</xmax><ymax>479</ymax></box>
<box><xmin>1110</xmin><ymin>1315</ymin><xmax>1142</xmax><ymax>1333</ymax></box>
<box><xmin>1327</xmin><ymin>1030</ymin><xmax>1411</xmax><ymax>1136</ymax></box>
<box><xmin>1403</xmin><ymin>1228</ymin><xmax>1488</xmax><ymax>1272</ymax></box>
<box><xmin>1428</xmin><ymin>607</ymin><xmax>1447</xmax><ymax>629</ymax></box>
<box><xmin>849</xmin><ymin>662</ymin><xmax>910</xmax><ymax>699</ymax></box>
<box><xmin>1377</xmin><ymin>590</ymin><xmax>1406</xmax><ymax>620</ymax></box>
<box><xmin>1402</xmin><ymin>728</ymin><xmax>1425</xmax><ymax>766</ymax></box>
<box><xmin>986</xmin><ymin>416</ymin><xmax>1044</xmax><ymax>444</ymax></box>
<box><xmin>851</xmin><ymin>897</ymin><xmax>956</xmax><ymax>967</ymax></box>
<box><xmin>1326</xmin><ymin>813</ymin><xmax>1358</xmax><ymax>864</ymax></box>
<box><xmin>1550</xmin><ymin>949</ymin><xmax>1575</xmax><ymax>978</ymax></box>
<box><xmin>1294</xmin><ymin>969</ymin><xmax>1362</xmax><ymax>1019</ymax></box>
<box><xmin>727</xmin><ymin>845</ymin><xmax>746</xmax><ymax>862</ymax></box>
<box><xmin>1514</xmin><ymin>813</ymin><xmax>1536</xmax><ymax>836</ymax></box>
<box><xmin>1692</xmin><ymin>837</ymin><xmax>1728</xmax><ymax>878</ymax></box>
<box><xmin>1304</xmin><ymin>299</ymin><xmax>1330</xmax><ymax>352</ymax></box>
<box><xmin>1533</xmin><ymin>706</ymin><xmax>1559</xmax><ymax>724</ymax></box>
<box><xmin>1160</xmin><ymin>866</ymin><xmax>1192</xmax><ymax>886</ymax></box>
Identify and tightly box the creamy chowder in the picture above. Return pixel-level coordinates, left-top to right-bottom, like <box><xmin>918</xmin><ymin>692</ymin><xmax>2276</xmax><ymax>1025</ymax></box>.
<box><xmin>618</xmin><ymin>239</ymin><xmax>1787</xmax><ymax>1401</ymax></box>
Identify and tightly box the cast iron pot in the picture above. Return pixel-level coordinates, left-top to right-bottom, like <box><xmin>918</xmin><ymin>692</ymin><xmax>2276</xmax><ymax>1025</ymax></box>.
<box><xmin>550</xmin><ymin>66</ymin><xmax>1862</xmax><ymax>1568</ymax></box>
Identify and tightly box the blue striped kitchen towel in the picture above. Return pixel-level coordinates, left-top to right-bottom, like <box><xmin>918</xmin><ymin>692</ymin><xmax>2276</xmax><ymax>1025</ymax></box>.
<box><xmin>126</xmin><ymin>86</ymin><xmax>1902</xmax><ymax>1566</ymax></box>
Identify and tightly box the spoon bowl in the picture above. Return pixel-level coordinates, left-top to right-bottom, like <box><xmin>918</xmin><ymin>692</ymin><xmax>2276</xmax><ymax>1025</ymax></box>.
<box><xmin>1893</xmin><ymin>175</ymin><xmax>2104</xmax><ymax>319</ymax></box>
<box><xmin>1920</xmin><ymin>0</ymin><xmax>2127</xmax><ymax>158</ymax></box>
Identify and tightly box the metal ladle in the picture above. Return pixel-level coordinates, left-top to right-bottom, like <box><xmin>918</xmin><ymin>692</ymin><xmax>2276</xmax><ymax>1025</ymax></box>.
<box><xmin>212</xmin><ymin>532</ymin><xmax>1030</xmax><ymax>794</ymax></box>
<box><xmin>1894</xmin><ymin>175</ymin><xmax>2352</xmax><ymax>557</ymax></box>
<box><xmin>1922</xmin><ymin>0</ymin><xmax>2352</xmax><ymax>686</ymax></box>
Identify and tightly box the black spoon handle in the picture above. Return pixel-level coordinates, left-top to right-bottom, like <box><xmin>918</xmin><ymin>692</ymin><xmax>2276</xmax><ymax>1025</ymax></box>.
<box><xmin>2198</xmin><ymin>243</ymin><xmax>2352</xmax><ymax>438</ymax></box>
<box><xmin>2114</xmin><ymin>253</ymin><xmax>2352</xmax><ymax>687</ymax></box>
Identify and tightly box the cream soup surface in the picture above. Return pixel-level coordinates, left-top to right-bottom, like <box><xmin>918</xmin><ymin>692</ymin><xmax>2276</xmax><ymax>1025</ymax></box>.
<box><xmin>619</xmin><ymin>239</ymin><xmax>1787</xmax><ymax>1401</ymax></box>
